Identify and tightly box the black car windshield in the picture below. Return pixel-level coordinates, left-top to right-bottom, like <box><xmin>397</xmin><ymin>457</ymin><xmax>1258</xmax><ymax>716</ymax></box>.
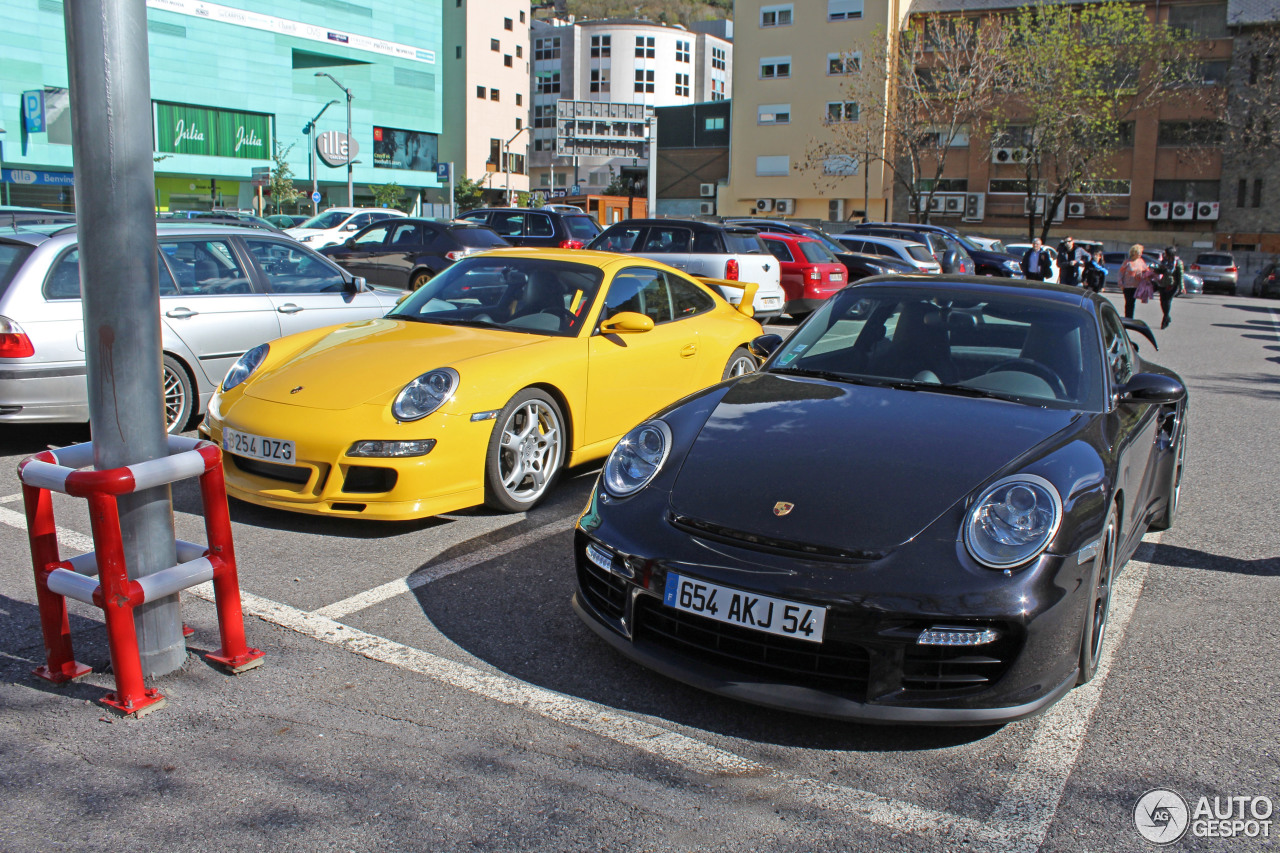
<box><xmin>564</xmin><ymin>215</ymin><xmax>602</xmax><ymax>240</ymax></box>
<box><xmin>452</xmin><ymin>227</ymin><xmax>509</xmax><ymax>248</ymax></box>
<box><xmin>799</xmin><ymin>241</ymin><xmax>838</xmax><ymax>263</ymax></box>
<box><xmin>387</xmin><ymin>256</ymin><xmax>604</xmax><ymax>337</ymax></box>
<box><xmin>0</xmin><ymin>243</ymin><xmax>34</xmax><ymax>297</ymax></box>
<box><xmin>296</xmin><ymin>211</ymin><xmax>350</xmax><ymax>230</ymax></box>
<box><xmin>768</xmin><ymin>287</ymin><xmax>1104</xmax><ymax>410</ymax></box>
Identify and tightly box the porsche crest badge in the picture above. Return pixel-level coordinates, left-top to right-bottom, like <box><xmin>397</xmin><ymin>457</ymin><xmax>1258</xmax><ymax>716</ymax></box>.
<box><xmin>772</xmin><ymin>501</ymin><xmax>795</xmax><ymax>516</ymax></box>
<box><xmin>290</xmin><ymin>386</ymin><xmax>304</xmax><ymax>394</ymax></box>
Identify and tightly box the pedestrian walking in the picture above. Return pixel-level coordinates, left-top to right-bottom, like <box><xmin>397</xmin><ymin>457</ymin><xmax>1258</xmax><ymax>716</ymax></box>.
<box><xmin>1021</xmin><ymin>238</ymin><xmax>1053</xmax><ymax>281</ymax></box>
<box><xmin>1056</xmin><ymin>236</ymin><xmax>1089</xmax><ymax>287</ymax></box>
<box><xmin>1083</xmin><ymin>250</ymin><xmax>1108</xmax><ymax>293</ymax></box>
<box><xmin>1154</xmin><ymin>246</ymin><xmax>1183</xmax><ymax>329</ymax></box>
<box><xmin>1118</xmin><ymin>243</ymin><xmax>1153</xmax><ymax>319</ymax></box>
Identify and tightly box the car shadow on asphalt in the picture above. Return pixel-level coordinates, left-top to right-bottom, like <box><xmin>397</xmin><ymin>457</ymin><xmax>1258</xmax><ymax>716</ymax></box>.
<box><xmin>408</xmin><ymin>548</ymin><xmax>1002</xmax><ymax>754</ymax></box>
<box><xmin>1190</xmin><ymin>372</ymin><xmax>1280</xmax><ymax>401</ymax></box>
<box><xmin>0</xmin><ymin>422</ymin><xmax>93</xmax><ymax>459</ymax></box>
<box><xmin>1222</xmin><ymin>303</ymin><xmax>1280</xmax><ymax>314</ymax></box>
<box><xmin>1149</xmin><ymin>543</ymin><xmax>1279</xmax><ymax>577</ymax></box>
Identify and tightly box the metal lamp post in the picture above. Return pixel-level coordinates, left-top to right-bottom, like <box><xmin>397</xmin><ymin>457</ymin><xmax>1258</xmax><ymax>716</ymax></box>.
<box><xmin>303</xmin><ymin>99</ymin><xmax>338</xmax><ymax>215</ymax></box>
<box><xmin>315</xmin><ymin>73</ymin><xmax>354</xmax><ymax>206</ymax></box>
<box><xmin>0</xmin><ymin>128</ymin><xmax>8</xmax><ymax>206</ymax></box>
<box><xmin>503</xmin><ymin>126</ymin><xmax>528</xmax><ymax>206</ymax></box>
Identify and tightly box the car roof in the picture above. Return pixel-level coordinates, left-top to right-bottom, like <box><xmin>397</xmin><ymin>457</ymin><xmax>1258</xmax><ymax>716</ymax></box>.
<box><xmin>758</xmin><ymin>231</ymin><xmax>817</xmax><ymax>243</ymax></box>
<box><xmin>854</xmin><ymin>274</ymin><xmax>1095</xmax><ymax>305</ymax></box>
<box><xmin>603</xmin><ymin>218</ymin><xmax>751</xmax><ymax>233</ymax></box>
<box><xmin>463</xmin><ymin>207</ymin><xmax>589</xmax><ymax>217</ymax></box>
<box><xmin>837</xmin><ymin>233</ymin><xmax>928</xmax><ymax>249</ymax></box>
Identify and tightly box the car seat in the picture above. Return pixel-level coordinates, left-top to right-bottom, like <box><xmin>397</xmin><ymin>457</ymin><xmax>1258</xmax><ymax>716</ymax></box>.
<box><xmin>868</xmin><ymin>302</ymin><xmax>957</xmax><ymax>383</ymax></box>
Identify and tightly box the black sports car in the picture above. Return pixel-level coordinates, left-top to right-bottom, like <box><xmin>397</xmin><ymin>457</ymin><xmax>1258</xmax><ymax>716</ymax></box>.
<box><xmin>574</xmin><ymin>277</ymin><xmax>1188</xmax><ymax>725</ymax></box>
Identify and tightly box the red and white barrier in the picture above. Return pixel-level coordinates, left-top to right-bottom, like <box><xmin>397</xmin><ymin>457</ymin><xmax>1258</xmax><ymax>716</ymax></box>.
<box><xmin>18</xmin><ymin>436</ymin><xmax>264</xmax><ymax>717</ymax></box>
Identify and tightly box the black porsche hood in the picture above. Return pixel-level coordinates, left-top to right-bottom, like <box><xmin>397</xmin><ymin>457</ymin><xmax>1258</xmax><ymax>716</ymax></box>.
<box><xmin>668</xmin><ymin>373</ymin><xmax>1080</xmax><ymax>553</ymax></box>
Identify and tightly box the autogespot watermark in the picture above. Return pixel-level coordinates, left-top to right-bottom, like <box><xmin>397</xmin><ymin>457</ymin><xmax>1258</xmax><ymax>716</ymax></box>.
<box><xmin>1135</xmin><ymin>788</ymin><xmax>1274</xmax><ymax>845</ymax></box>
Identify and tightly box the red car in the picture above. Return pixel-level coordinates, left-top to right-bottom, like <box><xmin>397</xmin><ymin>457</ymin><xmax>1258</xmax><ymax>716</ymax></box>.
<box><xmin>760</xmin><ymin>232</ymin><xmax>848</xmax><ymax>318</ymax></box>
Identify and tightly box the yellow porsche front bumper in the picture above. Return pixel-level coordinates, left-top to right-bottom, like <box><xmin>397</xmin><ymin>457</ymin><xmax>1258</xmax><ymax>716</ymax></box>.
<box><xmin>203</xmin><ymin>392</ymin><xmax>495</xmax><ymax>521</ymax></box>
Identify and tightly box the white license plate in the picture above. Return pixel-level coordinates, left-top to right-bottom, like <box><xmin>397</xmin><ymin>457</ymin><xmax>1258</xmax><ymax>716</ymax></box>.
<box><xmin>223</xmin><ymin>428</ymin><xmax>296</xmax><ymax>465</ymax></box>
<box><xmin>663</xmin><ymin>572</ymin><xmax>826</xmax><ymax>643</ymax></box>
<box><xmin>760</xmin><ymin>297</ymin><xmax>781</xmax><ymax>308</ymax></box>
<box><xmin>830</xmin><ymin>272</ymin><xmax>843</xmax><ymax>281</ymax></box>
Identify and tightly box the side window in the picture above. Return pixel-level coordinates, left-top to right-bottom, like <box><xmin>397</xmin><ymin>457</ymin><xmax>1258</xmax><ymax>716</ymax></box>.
<box><xmin>491</xmin><ymin>212</ymin><xmax>526</xmax><ymax>237</ymax></box>
<box><xmin>156</xmin><ymin>251</ymin><xmax>180</xmax><ymax>295</ymax></box>
<box><xmin>603</xmin><ymin>267</ymin><xmax>674</xmax><ymax>324</ymax></box>
<box><xmin>459</xmin><ymin>211</ymin><xmax>490</xmax><ymax>225</ymax></box>
<box><xmin>158</xmin><ymin>239</ymin><xmax>253</xmax><ymax>294</ymax></box>
<box><xmin>1099</xmin><ymin>306</ymin><xmax>1134</xmax><ymax>387</ymax></box>
<box><xmin>526</xmin><ymin>214</ymin><xmax>555</xmax><ymax>238</ymax></box>
<box><xmin>691</xmin><ymin>230</ymin><xmax>723</xmax><ymax>254</ymax></box>
<box><xmin>348</xmin><ymin>213</ymin><xmax>374</xmax><ymax>230</ymax></box>
<box><xmin>596</xmin><ymin>226</ymin><xmax>643</xmax><ymax>252</ymax></box>
<box><xmin>243</xmin><ymin>238</ymin><xmax>347</xmax><ymax>294</ymax></box>
<box><xmin>764</xmin><ymin>239</ymin><xmax>794</xmax><ymax>262</ymax></box>
<box><xmin>350</xmin><ymin>222</ymin><xmax>394</xmax><ymax>249</ymax></box>
<box><xmin>639</xmin><ymin>227</ymin><xmax>692</xmax><ymax>253</ymax></box>
<box><xmin>666</xmin><ymin>273</ymin><xmax>715</xmax><ymax>319</ymax></box>
<box><xmin>388</xmin><ymin>222</ymin><xmax>425</xmax><ymax>247</ymax></box>
<box><xmin>44</xmin><ymin>249</ymin><xmax>82</xmax><ymax>299</ymax></box>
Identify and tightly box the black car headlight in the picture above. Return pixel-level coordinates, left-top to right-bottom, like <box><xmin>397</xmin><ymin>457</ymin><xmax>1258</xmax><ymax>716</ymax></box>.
<box><xmin>602</xmin><ymin>420</ymin><xmax>672</xmax><ymax>497</ymax></box>
<box><xmin>221</xmin><ymin>343</ymin><xmax>269</xmax><ymax>392</ymax></box>
<box><xmin>392</xmin><ymin>368</ymin><xmax>459</xmax><ymax>422</ymax></box>
<box><xmin>963</xmin><ymin>474</ymin><xmax>1063</xmax><ymax>569</ymax></box>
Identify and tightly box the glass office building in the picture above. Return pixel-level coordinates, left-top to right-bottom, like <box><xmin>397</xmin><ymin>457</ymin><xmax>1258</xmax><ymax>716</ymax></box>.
<box><xmin>0</xmin><ymin>0</ymin><xmax>443</xmax><ymax>214</ymax></box>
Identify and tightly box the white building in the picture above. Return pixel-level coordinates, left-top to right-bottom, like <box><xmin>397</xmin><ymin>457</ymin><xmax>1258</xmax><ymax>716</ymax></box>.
<box><xmin>441</xmin><ymin>0</ymin><xmax>532</xmax><ymax>204</ymax></box>
<box><xmin>528</xmin><ymin>17</ymin><xmax>732</xmax><ymax>195</ymax></box>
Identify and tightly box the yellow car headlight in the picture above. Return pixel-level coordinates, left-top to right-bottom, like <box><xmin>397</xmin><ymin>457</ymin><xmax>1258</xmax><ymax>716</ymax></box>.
<box><xmin>392</xmin><ymin>368</ymin><xmax>459</xmax><ymax>422</ymax></box>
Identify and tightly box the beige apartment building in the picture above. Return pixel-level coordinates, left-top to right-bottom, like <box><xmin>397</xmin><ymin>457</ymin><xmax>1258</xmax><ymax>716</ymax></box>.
<box><xmin>723</xmin><ymin>0</ymin><xmax>906</xmax><ymax>222</ymax></box>
<box><xmin>441</xmin><ymin>0</ymin><xmax>532</xmax><ymax>203</ymax></box>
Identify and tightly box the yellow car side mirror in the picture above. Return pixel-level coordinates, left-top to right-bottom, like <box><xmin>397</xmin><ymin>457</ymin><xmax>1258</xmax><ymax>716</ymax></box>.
<box><xmin>599</xmin><ymin>311</ymin><xmax>654</xmax><ymax>334</ymax></box>
<box><xmin>395</xmin><ymin>291</ymin><xmax>411</xmax><ymax>305</ymax></box>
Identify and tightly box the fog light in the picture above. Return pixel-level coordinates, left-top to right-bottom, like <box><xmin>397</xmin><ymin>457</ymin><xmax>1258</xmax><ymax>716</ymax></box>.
<box><xmin>347</xmin><ymin>439</ymin><xmax>436</xmax><ymax>458</ymax></box>
<box><xmin>917</xmin><ymin>627</ymin><xmax>999</xmax><ymax>646</ymax></box>
<box><xmin>586</xmin><ymin>542</ymin><xmax>615</xmax><ymax>572</ymax></box>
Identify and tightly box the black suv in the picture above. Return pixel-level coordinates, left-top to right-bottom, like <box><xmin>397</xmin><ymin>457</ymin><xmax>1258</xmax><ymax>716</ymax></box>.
<box><xmin>457</xmin><ymin>207</ymin><xmax>601</xmax><ymax>248</ymax></box>
<box><xmin>321</xmin><ymin>219</ymin><xmax>509</xmax><ymax>289</ymax></box>
<box><xmin>847</xmin><ymin>221</ymin><xmax>1023</xmax><ymax>278</ymax></box>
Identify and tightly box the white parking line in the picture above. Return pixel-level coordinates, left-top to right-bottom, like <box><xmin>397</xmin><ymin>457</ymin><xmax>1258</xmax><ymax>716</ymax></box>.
<box><xmin>0</xmin><ymin>504</ymin><xmax>96</xmax><ymax>554</ymax></box>
<box><xmin>0</xmin><ymin>507</ymin><xmax>1159</xmax><ymax>847</ymax></box>
<box><xmin>313</xmin><ymin>515</ymin><xmax>578</xmax><ymax>619</ymax></box>
<box><xmin>0</xmin><ymin>494</ymin><xmax>24</xmax><ymax>504</ymax></box>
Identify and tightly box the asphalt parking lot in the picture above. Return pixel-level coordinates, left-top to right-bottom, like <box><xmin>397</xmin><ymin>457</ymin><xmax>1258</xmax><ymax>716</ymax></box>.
<box><xmin>1</xmin><ymin>292</ymin><xmax>1277</xmax><ymax>852</ymax></box>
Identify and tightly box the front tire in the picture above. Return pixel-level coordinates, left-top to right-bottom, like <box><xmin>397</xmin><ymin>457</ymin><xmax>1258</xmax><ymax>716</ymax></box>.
<box><xmin>1078</xmin><ymin>505</ymin><xmax>1118</xmax><ymax>684</ymax></box>
<box><xmin>162</xmin><ymin>355</ymin><xmax>195</xmax><ymax>434</ymax></box>
<box><xmin>483</xmin><ymin>389</ymin><xmax>565</xmax><ymax>512</ymax></box>
<box><xmin>722</xmin><ymin>347</ymin><xmax>757</xmax><ymax>380</ymax></box>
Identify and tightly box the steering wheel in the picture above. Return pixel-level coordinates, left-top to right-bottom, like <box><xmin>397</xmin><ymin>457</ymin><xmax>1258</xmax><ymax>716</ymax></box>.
<box><xmin>986</xmin><ymin>359</ymin><xmax>1068</xmax><ymax>398</ymax></box>
<box><xmin>536</xmin><ymin>307</ymin><xmax>580</xmax><ymax>331</ymax></box>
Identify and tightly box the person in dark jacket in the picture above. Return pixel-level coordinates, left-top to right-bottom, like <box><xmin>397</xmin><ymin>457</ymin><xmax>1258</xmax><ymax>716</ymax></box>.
<box><xmin>1154</xmin><ymin>246</ymin><xmax>1184</xmax><ymax>329</ymax></box>
<box><xmin>1055</xmin><ymin>236</ymin><xmax>1089</xmax><ymax>286</ymax></box>
<box><xmin>1021</xmin><ymin>238</ymin><xmax>1053</xmax><ymax>281</ymax></box>
<box><xmin>1083</xmin><ymin>250</ymin><xmax>1108</xmax><ymax>293</ymax></box>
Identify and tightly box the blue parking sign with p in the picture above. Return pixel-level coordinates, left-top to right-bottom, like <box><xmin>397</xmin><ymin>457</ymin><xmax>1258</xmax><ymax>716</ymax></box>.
<box><xmin>436</xmin><ymin>163</ymin><xmax>450</xmax><ymax>181</ymax></box>
<box><xmin>22</xmin><ymin>90</ymin><xmax>46</xmax><ymax>133</ymax></box>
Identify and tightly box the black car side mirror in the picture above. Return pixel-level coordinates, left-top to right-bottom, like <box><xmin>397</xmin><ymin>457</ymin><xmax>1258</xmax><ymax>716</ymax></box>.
<box><xmin>748</xmin><ymin>334</ymin><xmax>784</xmax><ymax>360</ymax></box>
<box><xmin>1116</xmin><ymin>373</ymin><xmax>1185</xmax><ymax>405</ymax></box>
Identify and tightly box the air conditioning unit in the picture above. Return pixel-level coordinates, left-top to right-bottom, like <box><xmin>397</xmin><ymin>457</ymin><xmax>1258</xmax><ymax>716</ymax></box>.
<box><xmin>755</xmin><ymin>198</ymin><xmax>775</xmax><ymax>212</ymax></box>
<box><xmin>1170</xmin><ymin>201</ymin><xmax>1195</xmax><ymax>221</ymax></box>
<box><xmin>698</xmin><ymin>201</ymin><xmax>714</xmax><ymax>215</ymax></box>
<box><xmin>1196</xmin><ymin>201</ymin><xmax>1220</xmax><ymax>221</ymax></box>
<box><xmin>1024</xmin><ymin>195</ymin><xmax>1046</xmax><ymax>216</ymax></box>
<box><xmin>1146</xmin><ymin>201</ymin><xmax>1171</xmax><ymax>221</ymax></box>
<box><xmin>700</xmin><ymin>183</ymin><xmax>716</xmax><ymax>198</ymax></box>
<box><xmin>1067</xmin><ymin>201</ymin><xmax>1086</xmax><ymax>218</ymax></box>
<box><xmin>907</xmin><ymin>196</ymin><xmax>919</xmax><ymax>213</ymax></box>
<box><xmin>963</xmin><ymin>192</ymin><xmax>985</xmax><ymax>222</ymax></box>
<box><xmin>993</xmin><ymin>147</ymin><xmax>1030</xmax><ymax>164</ymax></box>
<box><xmin>942</xmin><ymin>194</ymin><xmax>964</xmax><ymax>214</ymax></box>
<box><xmin>774</xmin><ymin>198</ymin><xmax>796</xmax><ymax>215</ymax></box>
<box><xmin>829</xmin><ymin>199</ymin><xmax>845</xmax><ymax>222</ymax></box>
<box><xmin>927</xmin><ymin>195</ymin><xmax>943</xmax><ymax>212</ymax></box>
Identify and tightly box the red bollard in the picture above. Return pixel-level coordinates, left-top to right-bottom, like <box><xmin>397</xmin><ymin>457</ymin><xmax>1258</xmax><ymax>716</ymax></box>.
<box><xmin>24</xmin><ymin>483</ymin><xmax>91</xmax><ymax>685</ymax></box>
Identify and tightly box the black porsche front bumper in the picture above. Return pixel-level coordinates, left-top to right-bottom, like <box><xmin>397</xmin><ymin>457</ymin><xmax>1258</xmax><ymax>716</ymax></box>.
<box><xmin>573</xmin><ymin>485</ymin><xmax>1095</xmax><ymax>726</ymax></box>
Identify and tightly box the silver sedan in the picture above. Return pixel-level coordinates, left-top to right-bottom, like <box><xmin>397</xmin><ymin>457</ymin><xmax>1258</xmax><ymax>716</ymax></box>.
<box><xmin>0</xmin><ymin>223</ymin><xmax>403</xmax><ymax>432</ymax></box>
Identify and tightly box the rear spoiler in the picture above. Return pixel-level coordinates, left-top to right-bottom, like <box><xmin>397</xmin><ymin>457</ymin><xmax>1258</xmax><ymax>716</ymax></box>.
<box><xmin>699</xmin><ymin>278</ymin><xmax>760</xmax><ymax>319</ymax></box>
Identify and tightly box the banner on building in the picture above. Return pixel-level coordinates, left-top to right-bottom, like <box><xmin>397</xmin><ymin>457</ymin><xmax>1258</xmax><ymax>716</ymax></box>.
<box><xmin>154</xmin><ymin>102</ymin><xmax>272</xmax><ymax>160</ymax></box>
<box><xmin>373</xmin><ymin>126</ymin><xmax>438</xmax><ymax>171</ymax></box>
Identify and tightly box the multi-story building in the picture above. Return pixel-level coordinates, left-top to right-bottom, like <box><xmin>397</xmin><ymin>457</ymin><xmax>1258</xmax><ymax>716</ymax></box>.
<box><xmin>441</xmin><ymin>0</ymin><xmax>532</xmax><ymax>206</ymax></box>
<box><xmin>722</xmin><ymin>0</ymin><xmax>904</xmax><ymax>223</ymax></box>
<box><xmin>654</xmin><ymin>100</ymin><xmax>732</xmax><ymax>217</ymax></box>
<box><xmin>0</xmin><ymin>0</ymin><xmax>443</xmax><ymax>214</ymax></box>
<box><xmin>528</xmin><ymin>17</ymin><xmax>732</xmax><ymax>195</ymax></box>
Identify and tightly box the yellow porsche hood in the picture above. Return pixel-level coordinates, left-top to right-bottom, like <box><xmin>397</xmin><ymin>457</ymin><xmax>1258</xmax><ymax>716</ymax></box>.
<box><xmin>245</xmin><ymin>318</ymin><xmax>544</xmax><ymax>410</ymax></box>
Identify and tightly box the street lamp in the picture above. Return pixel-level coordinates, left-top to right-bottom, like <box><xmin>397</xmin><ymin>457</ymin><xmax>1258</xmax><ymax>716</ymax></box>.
<box><xmin>303</xmin><ymin>99</ymin><xmax>338</xmax><ymax>215</ymax></box>
<box><xmin>503</xmin><ymin>126</ymin><xmax>528</xmax><ymax>206</ymax></box>
<box><xmin>315</xmin><ymin>72</ymin><xmax>354</xmax><ymax>206</ymax></box>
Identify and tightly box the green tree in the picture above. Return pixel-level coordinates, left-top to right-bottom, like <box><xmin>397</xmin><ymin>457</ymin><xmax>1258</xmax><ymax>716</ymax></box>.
<box><xmin>269</xmin><ymin>143</ymin><xmax>302</xmax><ymax>212</ymax></box>
<box><xmin>369</xmin><ymin>181</ymin><xmax>407</xmax><ymax>210</ymax></box>
<box><xmin>993</xmin><ymin>2</ymin><xmax>1197</xmax><ymax>240</ymax></box>
<box><xmin>453</xmin><ymin>174</ymin><xmax>487</xmax><ymax>212</ymax></box>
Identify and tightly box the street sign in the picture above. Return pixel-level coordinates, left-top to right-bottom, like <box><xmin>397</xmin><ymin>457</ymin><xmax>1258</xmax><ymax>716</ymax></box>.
<box><xmin>436</xmin><ymin>162</ymin><xmax>450</xmax><ymax>181</ymax></box>
<box><xmin>311</xmin><ymin>190</ymin><xmax>322</xmax><ymax>203</ymax></box>
<box><xmin>250</xmin><ymin>166</ymin><xmax>270</xmax><ymax>186</ymax></box>
<box><xmin>316</xmin><ymin>131</ymin><xmax>358</xmax><ymax>167</ymax></box>
<box><xmin>570</xmin><ymin>184</ymin><xmax>582</xmax><ymax>196</ymax></box>
<box><xmin>22</xmin><ymin>90</ymin><xmax>46</xmax><ymax>133</ymax></box>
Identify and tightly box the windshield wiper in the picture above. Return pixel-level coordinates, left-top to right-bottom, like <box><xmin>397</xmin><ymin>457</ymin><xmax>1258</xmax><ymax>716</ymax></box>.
<box><xmin>893</xmin><ymin>381</ymin><xmax>1027</xmax><ymax>403</ymax></box>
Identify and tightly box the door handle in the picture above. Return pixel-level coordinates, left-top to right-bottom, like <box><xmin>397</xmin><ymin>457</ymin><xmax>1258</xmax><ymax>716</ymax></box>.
<box><xmin>165</xmin><ymin>307</ymin><xmax>198</xmax><ymax>319</ymax></box>
<box><xmin>277</xmin><ymin>304</ymin><xmax>304</xmax><ymax>314</ymax></box>
<box><xmin>680</xmin><ymin>343</ymin><xmax>697</xmax><ymax>358</ymax></box>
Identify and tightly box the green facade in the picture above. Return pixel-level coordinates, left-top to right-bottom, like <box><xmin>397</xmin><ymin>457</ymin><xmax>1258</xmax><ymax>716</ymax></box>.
<box><xmin>0</xmin><ymin>0</ymin><xmax>442</xmax><ymax>211</ymax></box>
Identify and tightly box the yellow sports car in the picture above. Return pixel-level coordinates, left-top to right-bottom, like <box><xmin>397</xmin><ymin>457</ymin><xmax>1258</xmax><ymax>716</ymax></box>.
<box><xmin>201</xmin><ymin>248</ymin><xmax>762</xmax><ymax>520</ymax></box>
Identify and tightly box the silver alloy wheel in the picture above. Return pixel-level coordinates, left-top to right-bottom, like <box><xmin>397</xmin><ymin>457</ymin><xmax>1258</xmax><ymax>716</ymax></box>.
<box><xmin>497</xmin><ymin>398</ymin><xmax>562</xmax><ymax>503</ymax></box>
<box><xmin>727</xmin><ymin>354</ymin><xmax>756</xmax><ymax>377</ymax></box>
<box><xmin>163</xmin><ymin>362</ymin><xmax>187</xmax><ymax>432</ymax></box>
<box><xmin>1088</xmin><ymin>516</ymin><xmax>1117</xmax><ymax>673</ymax></box>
